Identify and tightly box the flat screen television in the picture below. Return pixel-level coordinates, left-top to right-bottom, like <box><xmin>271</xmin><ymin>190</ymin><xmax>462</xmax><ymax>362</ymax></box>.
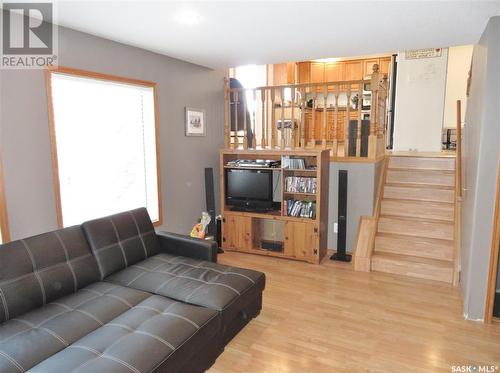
<box><xmin>225</xmin><ymin>169</ymin><xmax>273</xmax><ymax>211</ymax></box>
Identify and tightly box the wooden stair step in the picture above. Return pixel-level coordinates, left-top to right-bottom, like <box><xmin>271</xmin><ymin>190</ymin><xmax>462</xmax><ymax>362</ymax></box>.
<box><xmin>389</xmin><ymin>156</ymin><xmax>455</xmax><ymax>171</ymax></box>
<box><xmin>380</xmin><ymin>199</ymin><xmax>454</xmax><ymax>221</ymax></box>
<box><xmin>371</xmin><ymin>252</ymin><xmax>454</xmax><ymax>283</ymax></box>
<box><xmin>384</xmin><ymin>184</ymin><xmax>455</xmax><ymax>203</ymax></box>
<box><xmin>374</xmin><ymin>233</ymin><xmax>454</xmax><ymax>261</ymax></box>
<box><xmin>378</xmin><ymin>216</ymin><xmax>454</xmax><ymax>241</ymax></box>
<box><xmin>386</xmin><ymin>169</ymin><xmax>454</xmax><ymax>187</ymax></box>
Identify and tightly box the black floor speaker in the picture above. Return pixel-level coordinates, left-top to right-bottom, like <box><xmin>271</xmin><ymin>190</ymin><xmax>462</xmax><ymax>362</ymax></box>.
<box><xmin>348</xmin><ymin>120</ymin><xmax>370</xmax><ymax>157</ymax></box>
<box><xmin>205</xmin><ymin>168</ymin><xmax>223</xmax><ymax>253</ymax></box>
<box><xmin>331</xmin><ymin>170</ymin><xmax>351</xmax><ymax>262</ymax></box>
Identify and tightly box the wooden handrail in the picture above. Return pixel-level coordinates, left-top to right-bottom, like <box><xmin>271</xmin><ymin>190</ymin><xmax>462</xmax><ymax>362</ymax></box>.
<box><xmin>353</xmin><ymin>155</ymin><xmax>388</xmax><ymax>271</ymax></box>
<box><xmin>453</xmin><ymin>99</ymin><xmax>463</xmax><ymax>286</ymax></box>
<box><xmin>227</xmin><ymin>79</ymin><xmax>369</xmax><ymax>93</ymax></box>
<box><xmin>456</xmin><ymin>100</ymin><xmax>462</xmax><ymax>198</ymax></box>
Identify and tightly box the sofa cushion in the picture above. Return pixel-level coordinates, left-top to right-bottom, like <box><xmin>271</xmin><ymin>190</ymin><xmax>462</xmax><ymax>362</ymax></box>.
<box><xmin>0</xmin><ymin>282</ymin><xmax>150</xmax><ymax>373</ymax></box>
<box><xmin>28</xmin><ymin>295</ymin><xmax>220</xmax><ymax>373</ymax></box>
<box><xmin>82</xmin><ymin>208</ymin><xmax>161</xmax><ymax>279</ymax></box>
<box><xmin>0</xmin><ymin>226</ymin><xmax>101</xmax><ymax>323</ymax></box>
<box><xmin>105</xmin><ymin>253</ymin><xmax>265</xmax><ymax>313</ymax></box>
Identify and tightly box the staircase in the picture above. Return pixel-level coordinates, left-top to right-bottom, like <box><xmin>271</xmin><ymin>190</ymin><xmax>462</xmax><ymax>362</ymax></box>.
<box><xmin>371</xmin><ymin>154</ymin><xmax>457</xmax><ymax>283</ymax></box>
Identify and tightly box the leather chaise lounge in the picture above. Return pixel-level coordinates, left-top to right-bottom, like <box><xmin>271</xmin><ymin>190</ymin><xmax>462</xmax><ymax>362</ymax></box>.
<box><xmin>0</xmin><ymin>208</ymin><xmax>265</xmax><ymax>372</ymax></box>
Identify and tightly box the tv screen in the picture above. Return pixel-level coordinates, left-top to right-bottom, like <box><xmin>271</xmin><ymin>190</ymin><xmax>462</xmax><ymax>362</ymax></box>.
<box><xmin>226</xmin><ymin>169</ymin><xmax>273</xmax><ymax>206</ymax></box>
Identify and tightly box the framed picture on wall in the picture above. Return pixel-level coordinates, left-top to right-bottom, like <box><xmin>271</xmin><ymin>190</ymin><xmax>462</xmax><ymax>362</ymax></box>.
<box><xmin>185</xmin><ymin>107</ymin><xmax>206</xmax><ymax>136</ymax></box>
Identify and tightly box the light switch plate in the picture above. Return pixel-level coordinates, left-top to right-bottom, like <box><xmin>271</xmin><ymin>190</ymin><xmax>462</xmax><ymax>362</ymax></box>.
<box><xmin>333</xmin><ymin>223</ymin><xmax>338</xmax><ymax>233</ymax></box>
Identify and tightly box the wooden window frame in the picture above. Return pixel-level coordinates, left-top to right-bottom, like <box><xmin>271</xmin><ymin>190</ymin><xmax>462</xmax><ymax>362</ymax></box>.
<box><xmin>0</xmin><ymin>157</ymin><xmax>10</xmax><ymax>243</ymax></box>
<box><xmin>45</xmin><ymin>66</ymin><xmax>163</xmax><ymax>228</ymax></box>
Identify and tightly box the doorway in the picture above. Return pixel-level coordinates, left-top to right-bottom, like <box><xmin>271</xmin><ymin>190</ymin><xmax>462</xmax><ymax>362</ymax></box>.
<box><xmin>493</xmin><ymin>253</ymin><xmax>500</xmax><ymax>318</ymax></box>
<box><xmin>485</xmin><ymin>162</ymin><xmax>500</xmax><ymax>322</ymax></box>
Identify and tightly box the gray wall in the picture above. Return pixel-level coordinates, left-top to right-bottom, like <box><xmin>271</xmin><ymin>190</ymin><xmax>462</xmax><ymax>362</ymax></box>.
<box><xmin>328</xmin><ymin>161</ymin><xmax>382</xmax><ymax>252</ymax></box>
<box><xmin>0</xmin><ymin>26</ymin><xmax>225</xmax><ymax>240</ymax></box>
<box><xmin>460</xmin><ymin>16</ymin><xmax>500</xmax><ymax>320</ymax></box>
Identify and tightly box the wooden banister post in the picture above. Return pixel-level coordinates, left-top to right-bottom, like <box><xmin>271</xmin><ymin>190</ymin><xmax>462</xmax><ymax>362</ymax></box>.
<box><xmin>252</xmin><ymin>90</ymin><xmax>257</xmax><ymax>149</ymax></box>
<box><xmin>368</xmin><ymin>64</ymin><xmax>380</xmax><ymax>159</ymax></box>
<box><xmin>333</xmin><ymin>85</ymin><xmax>339</xmax><ymax>157</ymax></box>
<box><xmin>281</xmin><ymin>88</ymin><xmax>286</xmax><ymax>149</ymax></box>
<box><xmin>271</xmin><ymin>88</ymin><xmax>276</xmax><ymax>148</ymax></box>
<box><xmin>291</xmin><ymin>87</ymin><xmax>295</xmax><ymax>149</ymax></box>
<box><xmin>345</xmin><ymin>85</ymin><xmax>352</xmax><ymax>157</ymax></box>
<box><xmin>242</xmin><ymin>90</ymin><xmax>248</xmax><ymax>149</ymax></box>
<box><xmin>261</xmin><ymin>89</ymin><xmax>266</xmax><ymax>148</ymax></box>
<box><xmin>311</xmin><ymin>94</ymin><xmax>317</xmax><ymax>148</ymax></box>
<box><xmin>456</xmin><ymin>100</ymin><xmax>462</xmax><ymax>198</ymax></box>
<box><xmin>224</xmin><ymin>78</ymin><xmax>230</xmax><ymax>148</ymax></box>
<box><xmin>233</xmin><ymin>90</ymin><xmax>239</xmax><ymax>149</ymax></box>
<box><xmin>356</xmin><ymin>83</ymin><xmax>363</xmax><ymax>157</ymax></box>
<box><xmin>300</xmin><ymin>87</ymin><xmax>306</xmax><ymax>148</ymax></box>
<box><xmin>322</xmin><ymin>84</ymin><xmax>328</xmax><ymax>148</ymax></box>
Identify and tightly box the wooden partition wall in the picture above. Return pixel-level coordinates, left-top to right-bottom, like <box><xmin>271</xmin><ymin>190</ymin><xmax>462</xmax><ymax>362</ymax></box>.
<box><xmin>224</xmin><ymin>65</ymin><xmax>388</xmax><ymax>160</ymax></box>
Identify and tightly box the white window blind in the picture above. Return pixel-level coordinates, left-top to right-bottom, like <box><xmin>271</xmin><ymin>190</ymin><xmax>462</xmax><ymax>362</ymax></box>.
<box><xmin>49</xmin><ymin>72</ymin><xmax>160</xmax><ymax>227</ymax></box>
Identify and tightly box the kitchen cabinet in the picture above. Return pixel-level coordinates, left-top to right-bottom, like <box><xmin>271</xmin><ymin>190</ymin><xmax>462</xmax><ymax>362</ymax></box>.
<box><xmin>298</xmin><ymin>62</ymin><xmax>325</xmax><ymax>92</ymax></box>
<box><xmin>363</xmin><ymin>59</ymin><xmax>380</xmax><ymax>77</ymax></box>
<box><xmin>305</xmin><ymin>109</ymin><xmax>353</xmax><ymax>142</ymax></box>
<box><xmin>342</xmin><ymin>61</ymin><xmax>363</xmax><ymax>81</ymax></box>
<box><xmin>298</xmin><ymin>57</ymin><xmax>389</xmax><ymax>85</ymax></box>
<box><xmin>310</xmin><ymin>62</ymin><xmax>325</xmax><ymax>84</ymax></box>
<box><xmin>273</xmin><ymin>63</ymin><xmax>296</xmax><ymax>85</ymax></box>
<box><xmin>379</xmin><ymin>57</ymin><xmax>391</xmax><ymax>75</ymax></box>
<box><xmin>298</xmin><ymin>62</ymin><xmax>310</xmax><ymax>83</ymax></box>
<box><xmin>325</xmin><ymin>62</ymin><xmax>343</xmax><ymax>91</ymax></box>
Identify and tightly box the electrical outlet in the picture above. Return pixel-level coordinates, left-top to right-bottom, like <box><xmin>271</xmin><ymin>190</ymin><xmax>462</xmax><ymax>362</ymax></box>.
<box><xmin>333</xmin><ymin>223</ymin><xmax>338</xmax><ymax>233</ymax></box>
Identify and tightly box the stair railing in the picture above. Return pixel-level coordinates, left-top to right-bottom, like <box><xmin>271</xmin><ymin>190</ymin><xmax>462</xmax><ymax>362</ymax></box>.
<box><xmin>353</xmin><ymin>155</ymin><xmax>389</xmax><ymax>271</ymax></box>
<box><xmin>453</xmin><ymin>100</ymin><xmax>463</xmax><ymax>285</ymax></box>
<box><xmin>224</xmin><ymin>65</ymin><xmax>388</xmax><ymax>160</ymax></box>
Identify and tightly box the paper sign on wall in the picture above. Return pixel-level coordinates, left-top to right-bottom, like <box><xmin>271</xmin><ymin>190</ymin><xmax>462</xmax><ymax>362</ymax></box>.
<box><xmin>405</xmin><ymin>48</ymin><xmax>442</xmax><ymax>60</ymax></box>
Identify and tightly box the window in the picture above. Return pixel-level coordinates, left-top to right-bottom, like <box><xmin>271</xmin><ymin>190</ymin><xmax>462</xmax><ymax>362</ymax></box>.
<box><xmin>0</xmin><ymin>158</ymin><xmax>9</xmax><ymax>243</ymax></box>
<box><xmin>230</xmin><ymin>65</ymin><xmax>267</xmax><ymax>146</ymax></box>
<box><xmin>46</xmin><ymin>67</ymin><xmax>161</xmax><ymax>227</ymax></box>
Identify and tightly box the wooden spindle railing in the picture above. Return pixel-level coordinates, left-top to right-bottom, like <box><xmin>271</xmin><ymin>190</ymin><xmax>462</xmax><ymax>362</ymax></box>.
<box><xmin>453</xmin><ymin>99</ymin><xmax>463</xmax><ymax>286</ymax></box>
<box><xmin>225</xmin><ymin>65</ymin><xmax>388</xmax><ymax>159</ymax></box>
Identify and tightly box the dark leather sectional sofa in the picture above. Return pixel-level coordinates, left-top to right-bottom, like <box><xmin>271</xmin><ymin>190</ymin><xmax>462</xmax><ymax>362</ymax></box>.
<box><xmin>0</xmin><ymin>208</ymin><xmax>265</xmax><ymax>372</ymax></box>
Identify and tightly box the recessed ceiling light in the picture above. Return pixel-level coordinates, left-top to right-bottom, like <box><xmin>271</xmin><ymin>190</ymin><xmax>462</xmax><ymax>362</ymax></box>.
<box><xmin>176</xmin><ymin>10</ymin><xmax>201</xmax><ymax>26</ymax></box>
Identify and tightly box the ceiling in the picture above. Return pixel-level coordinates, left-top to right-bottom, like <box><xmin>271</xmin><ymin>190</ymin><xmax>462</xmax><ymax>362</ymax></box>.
<box><xmin>47</xmin><ymin>1</ymin><xmax>500</xmax><ymax>70</ymax></box>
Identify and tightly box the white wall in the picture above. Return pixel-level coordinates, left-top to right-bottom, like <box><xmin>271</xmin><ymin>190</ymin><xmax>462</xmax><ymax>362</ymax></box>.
<box><xmin>443</xmin><ymin>45</ymin><xmax>473</xmax><ymax>129</ymax></box>
<box><xmin>460</xmin><ymin>16</ymin><xmax>500</xmax><ymax>320</ymax></box>
<box><xmin>393</xmin><ymin>48</ymin><xmax>448</xmax><ymax>152</ymax></box>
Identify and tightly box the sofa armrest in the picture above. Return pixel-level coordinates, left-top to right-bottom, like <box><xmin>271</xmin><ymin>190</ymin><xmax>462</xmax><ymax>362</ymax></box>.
<box><xmin>156</xmin><ymin>231</ymin><xmax>218</xmax><ymax>263</ymax></box>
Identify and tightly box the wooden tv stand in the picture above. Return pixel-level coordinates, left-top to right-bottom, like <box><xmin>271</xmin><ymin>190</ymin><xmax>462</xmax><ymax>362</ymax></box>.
<box><xmin>220</xmin><ymin>149</ymin><xmax>329</xmax><ymax>264</ymax></box>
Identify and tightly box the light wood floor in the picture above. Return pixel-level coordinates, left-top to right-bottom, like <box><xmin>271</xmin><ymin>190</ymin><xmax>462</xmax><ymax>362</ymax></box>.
<box><xmin>208</xmin><ymin>251</ymin><xmax>500</xmax><ymax>373</ymax></box>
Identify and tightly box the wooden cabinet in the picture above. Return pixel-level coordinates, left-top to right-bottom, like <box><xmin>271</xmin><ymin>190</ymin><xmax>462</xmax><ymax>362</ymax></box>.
<box><xmin>273</xmin><ymin>63</ymin><xmax>296</xmax><ymax>85</ymax></box>
<box><xmin>310</xmin><ymin>62</ymin><xmax>324</xmax><ymax>84</ymax></box>
<box><xmin>379</xmin><ymin>57</ymin><xmax>391</xmax><ymax>75</ymax></box>
<box><xmin>222</xmin><ymin>215</ymin><xmax>252</xmax><ymax>251</ymax></box>
<box><xmin>298</xmin><ymin>62</ymin><xmax>324</xmax><ymax>91</ymax></box>
<box><xmin>296</xmin><ymin>57</ymin><xmax>390</xmax><ymax>85</ymax></box>
<box><xmin>220</xmin><ymin>149</ymin><xmax>330</xmax><ymax>264</ymax></box>
<box><xmin>363</xmin><ymin>59</ymin><xmax>379</xmax><ymax>77</ymax></box>
<box><xmin>325</xmin><ymin>62</ymin><xmax>343</xmax><ymax>82</ymax></box>
<box><xmin>342</xmin><ymin>61</ymin><xmax>363</xmax><ymax>81</ymax></box>
<box><xmin>284</xmin><ymin>221</ymin><xmax>318</xmax><ymax>262</ymax></box>
<box><xmin>305</xmin><ymin>110</ymin><xmax>348</xmax><ymax>142</ymax></box>
<box><xmin>297</xmin><ymin>62</ymin><xmax>310</xmax><ymax>83</ymax></box>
